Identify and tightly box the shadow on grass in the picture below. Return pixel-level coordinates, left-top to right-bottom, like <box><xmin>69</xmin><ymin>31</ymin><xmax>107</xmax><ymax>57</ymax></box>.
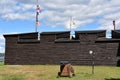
<box><xmin>105</xmin><ymin>78</ymin><xmax>120</xmax><ymax>80</ymax></box>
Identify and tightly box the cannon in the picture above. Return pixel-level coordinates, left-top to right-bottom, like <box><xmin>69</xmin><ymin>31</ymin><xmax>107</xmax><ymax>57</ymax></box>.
<box><xmin>57</xmin><ymin>61</ymin><xmax>75</xmax><ymax>78</ymax></box>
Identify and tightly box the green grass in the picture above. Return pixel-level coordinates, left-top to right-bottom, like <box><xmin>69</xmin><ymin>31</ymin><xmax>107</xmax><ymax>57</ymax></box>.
<box><xmin>1</xmin><ymin>74</ymin><xmax>24</xmax><ymax>80</ymax></box>
<box><xmin>0</xmin><ymin>62</ymin><xmax>120</xmax><ymax>80</ymax></box>
<box><xmin>0</xmin><ymin>62</ymin><xmax>4</xmax><ymax>66</ymax></box>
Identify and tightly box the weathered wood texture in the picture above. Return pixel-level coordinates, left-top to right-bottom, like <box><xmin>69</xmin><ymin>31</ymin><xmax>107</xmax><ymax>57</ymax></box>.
<box><xmin>4</xmin><ymin>30</ymin><xmax>120</xmax><ymax>66</ymax></box>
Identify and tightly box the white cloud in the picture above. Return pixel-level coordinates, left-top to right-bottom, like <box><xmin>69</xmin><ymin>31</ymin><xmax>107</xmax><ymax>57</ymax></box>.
<box><xmin>0</xmin><ymin>0</ymin><xmax>35</xmax><ymax>21</ymax></box>
<box><xmin>104</xmin><ymin>12</ymin><xmax>120</xmax><ymax>20</ymax></box>
<box><xmin>1</xmin><ymin>0</ymin><xmax>120</xmax><ymax>52</ymax></box>
<box><xmin>98</xmin><ymin>18</ymin><xmax>120</xmax><ymax>30</ymax></box>
<box><xmin>0</xmin><ymin>0</ymin><xmax>120</xmax><ymax>30</ymax></box>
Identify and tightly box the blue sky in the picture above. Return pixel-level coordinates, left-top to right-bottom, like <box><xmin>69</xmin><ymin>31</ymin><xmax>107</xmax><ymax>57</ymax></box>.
<box><xmin>0</xmin><ymin>0</ymin><xmax>120</xmax><ymax>53</ymax></box>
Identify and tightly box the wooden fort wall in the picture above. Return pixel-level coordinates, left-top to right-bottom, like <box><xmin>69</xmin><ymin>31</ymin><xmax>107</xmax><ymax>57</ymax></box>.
<box><xmin>4</xmin><ymin>30</ymin><xmax>120</xmax><ymax>66</ymax></box>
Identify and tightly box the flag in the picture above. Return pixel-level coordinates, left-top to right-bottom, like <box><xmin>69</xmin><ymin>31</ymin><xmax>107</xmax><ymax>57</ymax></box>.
<box><xmin>36</xmin><ymin>22</ymin><xmax>40</xmax><ymax>26</ymax></box>
<box><xmin>72</xmin><ymin>19</ymin><xmax>75</xmax><ymax>25</ymax></box>
<box><xmin>36</xmin><ymin>5</ymin><xmax>41</xmax><ymax>27</ymax></box>
<box><xmin>36</xmin><ymin>14</ymin><xmax>40</xmax><ymax>26</ymax></box>
<box><xmin>70</xmin><ymin>17</ymin><xmax>75</xmax><ymax>28</ymax></box>
<box><xmin>36</xmin><ymin>5</ymin><xmax>41</xmax><ymax>14</ymax></box>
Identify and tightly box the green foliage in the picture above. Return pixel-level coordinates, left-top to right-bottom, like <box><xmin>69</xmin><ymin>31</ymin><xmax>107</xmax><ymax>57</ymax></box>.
<box><xmin>0</xmin><ymin>53</ymin><xmax>4</xmax><ymax>57</ymax></box>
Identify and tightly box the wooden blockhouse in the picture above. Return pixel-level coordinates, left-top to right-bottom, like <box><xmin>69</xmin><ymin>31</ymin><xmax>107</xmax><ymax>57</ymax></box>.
<box><xmin>4</xmin><ymin>30</ymin><xmax>120</xmax><ymax>66</ymax></box>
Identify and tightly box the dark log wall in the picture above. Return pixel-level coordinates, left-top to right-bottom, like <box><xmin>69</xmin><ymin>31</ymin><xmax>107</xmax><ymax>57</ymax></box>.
<box><xmin>4</xmin><ymin>30</ymin><xmax>120</xmax><ymax>66</ymax></box>
<box><xmin>96</xmin><ymin>43</ymin><xmax>118</xmax><ymax>65</ymax></box>
<box><xmin>112</xmin><ymin>30</ymin><xmax>120</xmax><ymax>38</ymax></box>
<box><xmin>5</xmin><ymin>35</ymin><xmax>18</xmax><ymax>64</ymax></box>
<box><xmin>117</xmin><ymin>43</ymin><xmax>120</xmax><ymax>56</ymax></box>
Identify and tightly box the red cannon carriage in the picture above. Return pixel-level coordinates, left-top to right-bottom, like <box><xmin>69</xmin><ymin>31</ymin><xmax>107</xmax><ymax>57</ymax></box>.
<box><xmin>57</xmin><ymin>61</ymin><xmax>75</xmax><ymax>78</ymax></box>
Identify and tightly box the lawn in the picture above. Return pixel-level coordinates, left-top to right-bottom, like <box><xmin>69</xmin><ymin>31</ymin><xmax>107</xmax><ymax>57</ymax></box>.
<box><xmin>0</xmin><ymin>62</ymin><xmax>120</xmax><ymax>80</ymax></box>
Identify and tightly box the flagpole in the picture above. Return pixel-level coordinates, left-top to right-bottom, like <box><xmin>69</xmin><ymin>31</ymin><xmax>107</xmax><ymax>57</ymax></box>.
<box><xmin>35</xmin><ymin>24</ymin><xmax>37</xmax><ymax>32</ymax></box>
<box><xmin>35</xmin><ymin>0</ymin><xmax>39</xmax><ymax>32</ymax></box>
<box><xmin>70</xmin><ymin>16</ymin><xmax>73</xmax><ymax>39</ymax></box>
<box><xmin>113</xmin><ymin>20</ymin><xmax>116</xmax><ymax>30</ymax></box>
<box><xmin>70</xmin><ymin>16</ymin><xmax>71</xmax><ymax>39</ymax></box>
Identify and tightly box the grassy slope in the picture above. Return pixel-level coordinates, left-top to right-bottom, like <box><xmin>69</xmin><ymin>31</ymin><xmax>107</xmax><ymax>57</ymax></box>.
<box><xmin>0</xmin><ymin>62</ymin><xmax>120</xmax><ymax>80</ymax></box>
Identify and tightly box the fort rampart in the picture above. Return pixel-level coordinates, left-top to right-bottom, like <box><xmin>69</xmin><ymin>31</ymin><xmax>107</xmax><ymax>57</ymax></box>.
<box><xmin>4</xmin><ymin>30</ymin><xmax>120</xmax><ymax>66</ymax></box>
